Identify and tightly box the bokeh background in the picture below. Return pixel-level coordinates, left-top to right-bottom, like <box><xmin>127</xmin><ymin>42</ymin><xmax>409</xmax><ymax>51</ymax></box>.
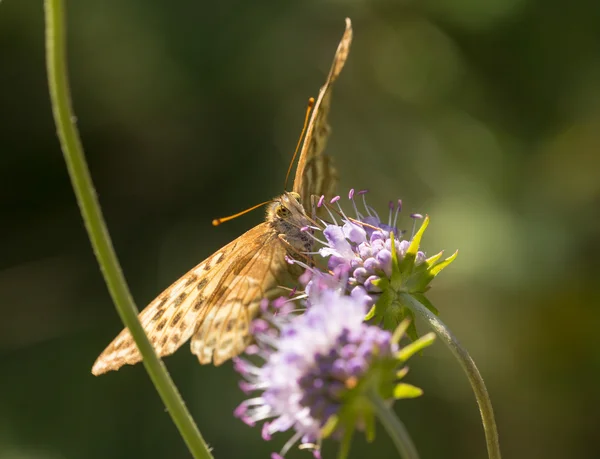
<box><xmin>2</xmin><ymin>1</ymin><xmax>599</xmax><ymax>458</ymax></box>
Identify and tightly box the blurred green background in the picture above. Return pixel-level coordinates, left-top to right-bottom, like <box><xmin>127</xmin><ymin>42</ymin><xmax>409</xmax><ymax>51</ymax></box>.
<box><xmin>1</xmin><ymin>1</ymin><xmax>599</xmax><ymax>458</ymax></box>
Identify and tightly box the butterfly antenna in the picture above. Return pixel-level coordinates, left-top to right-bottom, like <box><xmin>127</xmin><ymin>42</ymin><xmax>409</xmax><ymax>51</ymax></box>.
<box><xmin>283</xmin><ymin>97</ymin><xmax>315</xmax><ymax>190</ymax></box>
<box><xmin>212</xmin><ymin>200</ymin><xmax>273</xmax><ymax>226</ymax></box>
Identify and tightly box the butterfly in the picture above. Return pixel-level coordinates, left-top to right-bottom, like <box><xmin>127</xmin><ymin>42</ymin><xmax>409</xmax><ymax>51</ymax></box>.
<box><xmin>91</xmin><ymin>18</ymin><xmax>353</xmax><ymax>375</ymax></box>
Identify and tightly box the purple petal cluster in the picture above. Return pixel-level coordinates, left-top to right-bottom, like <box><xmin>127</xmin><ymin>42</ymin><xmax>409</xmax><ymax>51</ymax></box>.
<box><xmin>317</xmin><ymin>190</ymin><xmax>426</xmax><ymax>306</ymax></box>
<box><xmin>234</xmin><ymin>287</ymin><xmax>396</xmax><ymax>458</ymax></box>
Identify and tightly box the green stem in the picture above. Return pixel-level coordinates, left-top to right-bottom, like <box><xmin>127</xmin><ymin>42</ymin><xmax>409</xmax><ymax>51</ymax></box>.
<box><xmin>44</xmin><ymin>2</ymin><xmax>213</xmax><ymax>458</ymax></box>
<box><xmin>367</xmin><ymin>391</ymin><xmax>420</xmax><ymax>459</ymax></box>
<box><xmin>400</xmin><ymin>293</ymin><xmax>501</xmax><ymax>459</ymax></box>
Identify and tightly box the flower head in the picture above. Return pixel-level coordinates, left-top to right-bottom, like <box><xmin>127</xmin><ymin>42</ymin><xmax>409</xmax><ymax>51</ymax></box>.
<box><xmin>234</xmin><ymin>285</ymin><xmax>433</xmax><ymax>458</ymax></box>
<box><xmin>313</xmin><ymin>190</ymin><xmax>458</xmax><ymax>339</ymax></box>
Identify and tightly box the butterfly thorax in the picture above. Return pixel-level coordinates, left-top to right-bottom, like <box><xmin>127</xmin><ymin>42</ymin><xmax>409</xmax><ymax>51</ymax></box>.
<box><xmin>266</xmin><ymin>191</ymin><xmax>314</xmax><ymax>254</ymax></box>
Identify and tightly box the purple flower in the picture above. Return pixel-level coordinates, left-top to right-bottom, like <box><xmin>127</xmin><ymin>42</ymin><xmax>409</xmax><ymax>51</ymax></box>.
<box><xmin>234</xmin><ymin>287</ymin><xmax>420</xmax><ymax>458</ymax></box>
<box><xmin>316</xmin><ymin>190</ymin><xmax>426</xmax><ymax>307</ymax></box>
<box><xmin>298</xmin><ymin>189</ymin><xmax>458</xmax><ymax>341</ymax></box>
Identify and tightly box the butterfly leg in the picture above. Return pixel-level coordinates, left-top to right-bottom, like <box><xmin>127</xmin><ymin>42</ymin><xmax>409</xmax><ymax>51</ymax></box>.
<box><xmin>277</xmin><ymin>233</ymin><xmax>313</xmax><ymax>265</ymax></box>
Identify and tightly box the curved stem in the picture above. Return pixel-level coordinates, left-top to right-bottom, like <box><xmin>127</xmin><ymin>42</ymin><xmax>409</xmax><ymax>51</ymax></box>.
<box><xmin>368</xmin><ymin>391</ymin><xmax>420</xmax><ymax>459</ymax></box>
<box><xmin>44</xmin><ymin>2</ymin><xmax>213</xmax><ymax>458</ymax></box>
<box><xmin>400</xmin><ymin>293</ymin><xmax>501</xmax><ymax>459</ymax></box>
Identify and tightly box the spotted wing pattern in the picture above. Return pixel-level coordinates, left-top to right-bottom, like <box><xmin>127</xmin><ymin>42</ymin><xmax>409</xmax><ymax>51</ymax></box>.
<box><xmin>91</xmin><ymin>223</ymin><xmax>285</xmax><ymax>375</ymax></box>
<box><xmin>190</xmin><ymin>232</ymin><xmax>291</xmax><ymax>365</ymax></box>
<box><xmin>293</xmin><ymin>18</ymin><xmax>353</xmax><ymax>210</ymax></box>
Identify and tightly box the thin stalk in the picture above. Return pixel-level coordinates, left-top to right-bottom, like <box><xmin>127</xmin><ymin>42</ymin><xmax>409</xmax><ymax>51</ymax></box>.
<box><xmin>44</xmin><ymin>2</ymin><xmax>213</xmax><ymax>458</ymax></box>
<box><xmin>367</xmin><ymin>391</ymin><xmax>420</xmax><ymax>459</ymax></box>
<box><xmin>400</xmin><ymin>293</ymin><xmax>501</xmax><ymax>459</ymax></box>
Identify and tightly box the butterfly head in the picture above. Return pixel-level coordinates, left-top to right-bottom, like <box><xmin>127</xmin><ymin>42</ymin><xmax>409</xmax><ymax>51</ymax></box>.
<box><xmin>267</xmin><ymin>192</ymin><xmax>314</xmax><ymax>253</ymax></box>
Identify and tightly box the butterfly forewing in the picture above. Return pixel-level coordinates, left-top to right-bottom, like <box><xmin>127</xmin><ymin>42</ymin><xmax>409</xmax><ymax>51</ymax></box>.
<box><xmin>293</xmin><ymin>18</ymin><xmax>353</xmax><ymax>209</ymax></box>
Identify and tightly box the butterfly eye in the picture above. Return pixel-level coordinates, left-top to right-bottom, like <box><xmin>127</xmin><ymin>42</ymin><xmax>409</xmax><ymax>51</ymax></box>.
<box><xmin>276</xmin><ymin>206</ymin><xmax>291</xmax><ymax>218</ymax></box>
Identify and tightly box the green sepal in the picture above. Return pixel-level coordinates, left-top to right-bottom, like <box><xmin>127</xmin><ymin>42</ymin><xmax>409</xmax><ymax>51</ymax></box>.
<box><xmin>396</xmin><ymin>332</ymin><xmax>436</xmax><ymax>362</ymax></box>
<box><xmin>403</xmin><ymin>309</ymin><xmax>419</xmax><ymax>342</ymax></box>
<box><xmin>396</xmin><ymin>367</ymin><xmax>409</xmax><ymax>379</ymax></box>
<box><xmin>372</xmin><ymin>293</ymin><xmax>419</xmax><ymax>340</ymax></box>
<box><xmin>364</xmin><ymin>409</ymin><xmax>376</xmax><ymax>443</ymax></box>
<box><xmin>363</xmin><ymin>215</ymin><xmax>455</xmax><ymax>344</ymax></box>
<box><xmin>367</xmin><ymin>284</ymin><xmax>394</xmax><ymax>324</ymax></box>
<box><xmin>391</xmin><ymin>319</ymin><xmax>410</xmax><ymax>344</ymax></box>
<box><xmin>429</xmin><ymin>249</ymin><xmax>458</xmax><ymax>277</ymax></box>
<box><xmin>398</xmin><ymin>216</ymin><xmax>429</xmax><ymax>276</ymax></box>
<box><xmin>393</xmin><ymin>383</ymin><xmax>424</xmax><ymax>399</ymax></box>
<box><xmin>424</xmin><ymin>250</ymin><xmax>444</xmax><ymax>266</ymax></box>
<box><xmin>321</xmin><ymin>414</ymin><xmax>340</xmax><ymax>439</ymax></box>
<box><xmin>410</xmin><ymin>249</ymin><xmax>459</xmax><ymax>292</ymax></box>
<box><xmin>336</xmin><ymin>425</ymin><xmax>354</xmax><ymax>459</ymax></box>
<box><xmin>390</xmin><ymin>231</ymin><xmax>401</xmax><ymax>274</ymax></box>
<box><xmin>364</xmin><ymin>304</ymin><xmax>377</xmax><ymax>321</ymax></box>
<box><xmin>370</xmin><ymin>277</ymin><xmax>387</xmax><ymax>289</ymax></box>
<box><xmin>389</xmin><ymin>231</ymin><xmax>402</xmax><ymax>290</ymax></box>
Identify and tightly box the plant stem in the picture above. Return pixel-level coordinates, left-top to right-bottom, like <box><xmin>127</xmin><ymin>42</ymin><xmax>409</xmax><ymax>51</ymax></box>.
<box><xmin>400</xmin><ymin>293</ymin><xmax>501</xmax><ymax>459</ymax></box>
<box><xmin>368</xmin><ymin>391</ymin><xmax>420</xmax><ymax>459</ymax></box>
<box><xmin>44</xmin><ymin>2</ymin><xmax>213</xmax><ymax>458</ymax></box>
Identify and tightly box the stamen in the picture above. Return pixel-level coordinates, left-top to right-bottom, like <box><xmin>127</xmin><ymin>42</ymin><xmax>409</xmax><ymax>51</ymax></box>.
<box><xmin>301</xmin><ymin>225</ymin><xmax>321</xmax><ymax>232</ymax></box>
<box><xmin>410</xmin><ymin>213</ymin><xmax>423</xmax><ymax>238</ymax></box>
<box><xmin>280</xmin><ymin>431</ymin><xmax>303</xmax><ymax>458</ymax></box>
<box><xmin>330</xmin><ymin>195</ymin><xmax>341</xmax><ymax>204</ymax></box>
<box><xmin>393</xmin><ymin>199</ymin><xmax>402</xmax><ymax>228</ymax></box>
<box><xmin>349</xmin><ymin>189</ymin><xmax>361</xmax><ymax>219</ymax></box>
<box><xmin>366</xmin><ymin>204</ymin><xmax>380</xmax><ymax>220</ymax></box>
<box><xmin>286</xmin><ymin>257</ymin><xmax>320</xmax><ymax>274</ymax></box>
<box><xmin>388</xmin><ymin>201</ymin><xmax>394</xmax><ymax>227</ymax></box>
<box><xmin>321</xmin><ymin>204</ymin><xmax>339</xmax><ymax>225</ymax></box>
<box><xmin>361</xmin><ymin>191</ymin><xmax>373</xmax><ymax>217</ymax></box>
<box><xmin>317</xmin><ymin>195</ymin><xmax>325</xmax><ymax>207</ymax></box>
<box><xmin>302</xmin><ymin>230</ymin><xmax>328</xmax><ymax>246</ymax></box>
<box><xmin>310</xmin><ymin>195</ymin><xmax>318</xmax><ymax>220</ymax></box>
